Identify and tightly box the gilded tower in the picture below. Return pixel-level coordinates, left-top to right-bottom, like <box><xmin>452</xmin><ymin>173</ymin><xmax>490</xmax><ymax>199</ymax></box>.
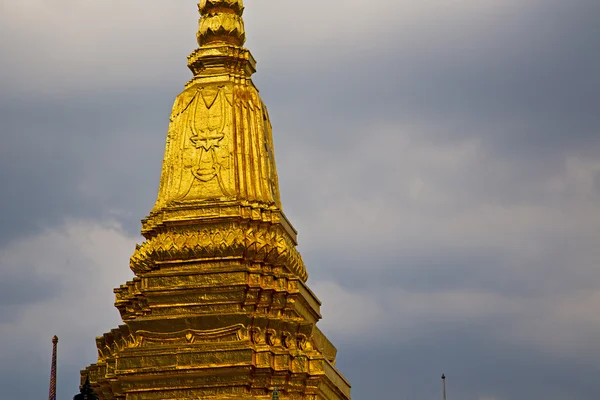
<box><xmin>83</xmin><ymin>1</ymin><xmax>351</xmax><ymax>399</ymax></box>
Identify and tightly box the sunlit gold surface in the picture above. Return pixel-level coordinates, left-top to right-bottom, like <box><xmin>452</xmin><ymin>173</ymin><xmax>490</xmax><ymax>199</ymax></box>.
<box><xmin>83</xmin><ymin>1</ymin><xmax>351</xmax><ymax>398</ymax></box>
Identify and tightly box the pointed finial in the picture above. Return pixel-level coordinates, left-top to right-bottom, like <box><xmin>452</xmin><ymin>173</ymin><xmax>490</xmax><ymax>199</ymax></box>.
<box><xmin>48</xmin><ymin>336</ymin><xmax>58</xmax><ymax>400</ymax></box>
<box><xmin>272</xmin><ymin>387</ymin><xmax>279</xmax><ymax>400</ymax></box>
<box><xmin>188</xmin><ymin>0</ymin><xmax>254</xmax><ymax>78</ymax></box>
<box><xmin>197</xmin><ymin>0</ymin><xmax>246</xmax><ymax>47</ymax></box>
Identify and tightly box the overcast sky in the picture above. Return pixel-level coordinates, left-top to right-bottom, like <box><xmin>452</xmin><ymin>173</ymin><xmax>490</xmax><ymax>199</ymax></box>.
<box><xmin>1</xmin><ymin>1</ymin><xmax>599</xmax><ymax>399</ymax></box>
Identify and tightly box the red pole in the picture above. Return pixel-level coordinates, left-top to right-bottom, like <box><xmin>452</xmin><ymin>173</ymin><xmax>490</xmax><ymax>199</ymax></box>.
<box><xmin>49</xmin><ymin>336</ymin><xmax>58</xmax><ymax>400</ymax></box>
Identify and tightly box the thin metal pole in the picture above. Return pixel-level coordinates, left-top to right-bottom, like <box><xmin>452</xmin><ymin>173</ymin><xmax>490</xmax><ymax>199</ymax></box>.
<box><xmin>442</xmin><ymin>374</ymin><xmax>447</xmax><ymax>400</ymax></box>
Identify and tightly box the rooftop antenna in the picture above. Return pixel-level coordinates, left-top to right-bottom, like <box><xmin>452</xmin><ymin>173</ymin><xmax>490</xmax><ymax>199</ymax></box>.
<box><xmin>441</xmin><ymin>374</ymin><xmax>447</xmax><ymax>400</ymax></box>
<box><xmin>48</xmin><ymin>335</ymin><xmax>58</xmax><ymax>400</ymax></box>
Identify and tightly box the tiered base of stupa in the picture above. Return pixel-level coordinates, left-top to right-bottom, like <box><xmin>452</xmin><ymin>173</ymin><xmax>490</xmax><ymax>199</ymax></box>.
<box><xmin>84</xmin><ymin>209</ymin><xmax>350</xmax><ymax>400</ymax></box>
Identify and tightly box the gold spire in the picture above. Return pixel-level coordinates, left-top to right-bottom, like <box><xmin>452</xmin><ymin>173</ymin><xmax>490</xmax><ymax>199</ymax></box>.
<box><xmin>150</xmin><ymin>0</ymin><xmax>277</xmax><ymax>212</ymax></box>
<box><xmin>142</xmin><ymin>0</ymin><xmax>299</xmax><ymax>280</ymax></box>
<box><xmin>83</xmin><ymin>2</ymin><xmax>351</xmax><ymax>399</ymax></box>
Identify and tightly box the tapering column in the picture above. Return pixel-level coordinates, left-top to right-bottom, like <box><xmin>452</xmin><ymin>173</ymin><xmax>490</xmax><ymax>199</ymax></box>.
<box><xmin>48</xmin><ymin>335</ymin><xmax>58</xmax><ymax>400</ymax></box>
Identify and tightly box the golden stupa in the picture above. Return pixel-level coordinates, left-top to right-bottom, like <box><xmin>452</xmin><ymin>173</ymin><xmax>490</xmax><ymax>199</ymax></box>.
<box><xmin>82</xmin><ymin>1</ymin><xmax>351</xmax><ymax>399</ymax></box>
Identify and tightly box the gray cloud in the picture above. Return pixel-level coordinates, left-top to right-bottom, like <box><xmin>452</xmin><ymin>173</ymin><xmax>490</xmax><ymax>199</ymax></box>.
<box><xmin>0</xmin><ymin>89</ymin><xmax>172</xmax><ymax>243</ymax></box>
<box><xmin>0</xmin><ymin>273</ymin><xmax>59</xmax><ymax>323</ymax></box>
<box><xmin>0</xmin><ymin>221</ymin><xmax>137</xmax><ymax>400</ymax></box>
<box><xmin>334</xmin><ymin>332</ymin><xmax>600</xmax><ymax>400</ymax></box>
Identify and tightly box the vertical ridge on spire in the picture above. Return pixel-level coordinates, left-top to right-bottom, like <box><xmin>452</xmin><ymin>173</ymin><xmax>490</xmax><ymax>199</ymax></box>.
<box><xmin>48</xmin><ymin>335</ymin><xmax>58</xmax><ymax>400</ymax></box>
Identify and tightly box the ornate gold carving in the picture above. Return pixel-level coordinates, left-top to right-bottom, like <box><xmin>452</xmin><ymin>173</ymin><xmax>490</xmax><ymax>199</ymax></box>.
<box><xmin>187</xmin><ymin>87</ymin><xmax>229</xmax><ymax>188</ymax></box>
<box><xmin>200</xmin><ymin>0</ymin><xmax>244</xmax><ymax>14</ymax></box>
<box><xmin>136</xmin><ymin>324</ymin><xmax>247</xmax><ymax>346</ymax></box>
<box><xmin>152</xmin><ymin>83</ymin><xmax>282</xmax><ymax>211</ymax></box>
<box><xmin>266</xmin><ymin>329</ymin><xmax>278</xmax><ymax>346</ymax></box>
<box><xmin>282</xmin><ymin>331</ymin><xmax>294</xmax><ymax>350</ymax></box>
<box><xmin>297</xmin><ymin>333</ymin><xmax>312</xmax><ymax>351</ymax></box>
<box><xmin>250</xmin><ymin>327</ymin><xmax>263</xmax><ymax>344</ymax></box>
<box><xmin>129</xmin><ymin>223</ymin><xmax>307</xmax><ymax>281</ymax></box>
<box><xmin>156</xmin><ymin>85</ymin><xmax>235</xmax><ymax>203</ymax></box>
<box><xmin>197</xmin><ymin>0</ymin><xmax>245</xmax><ymax>47</ymax></box>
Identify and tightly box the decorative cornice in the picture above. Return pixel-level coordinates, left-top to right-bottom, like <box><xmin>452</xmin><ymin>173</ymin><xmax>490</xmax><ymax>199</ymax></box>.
<box><xmin>95</xmin><ymin>323</ymin><xmax>319</xmax><ymax>362</ymax></box>
<box><xmin>130</xmin><ymin>222</ymin><xmax>307</xmax><ymax>281</ymax></box>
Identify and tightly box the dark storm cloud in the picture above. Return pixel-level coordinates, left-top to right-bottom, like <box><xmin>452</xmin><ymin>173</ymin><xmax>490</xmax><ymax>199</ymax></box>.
<box><xmin>0</xmin><ymin>221</ymin><xmax>136</xmax><ymax>400</ymax></box>
<box><xmin>258</xmin><ymin>3</ymin><xmax>600</xmax><ymax>399</ymax></box>
<box><xmin>0</xmin><ymin>268</ymin><xmax>60</xmax><ymax>322</ymax></box>
<box><xmin>334</xmin><ymin>329</ymin><xmax>600</xmax><ymax>400</ymax></box>
<box><xmin>0</xmin><ymin>87</ymin><xmax>175</xmax><ymax>244</ymax></box>
<box><xmin>252</xmin><ymin>0</ymin><xmax>600</xmax><ymax>186</ymax></box>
